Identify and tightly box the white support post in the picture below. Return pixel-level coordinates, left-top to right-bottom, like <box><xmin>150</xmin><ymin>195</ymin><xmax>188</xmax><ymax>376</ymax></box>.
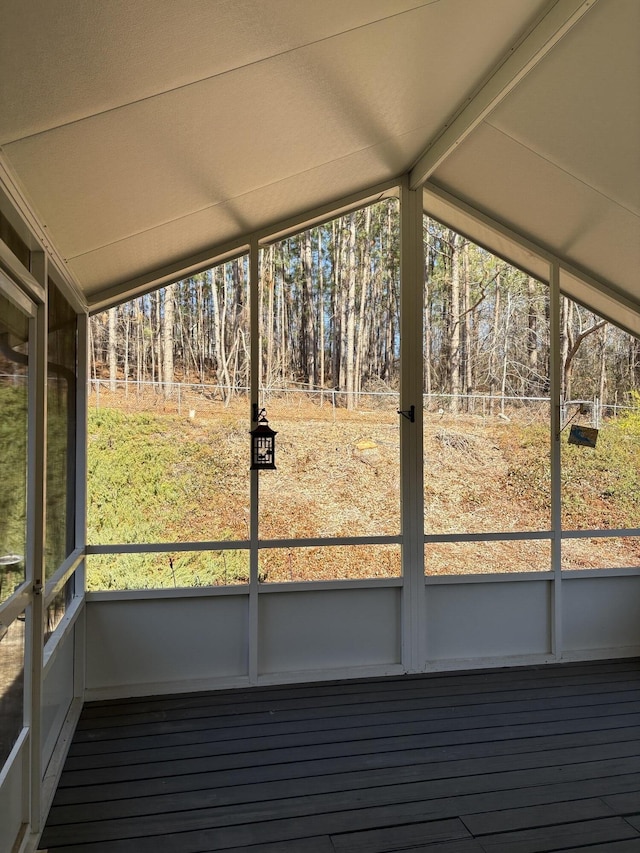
<box><xmin>28</xmin><ymin>251</ymin><xmax>47</xmax><ymax>833</ymax></box>
<box><xmin>550</xmin><ymin>262</ymin><xmax>563</xmax><ymax>659</ymax></box>
<box><xmin>399</xmin><ymin>181</ymin><xmax>425</xmax><ymax>673</ymax></box>
<box><xmin>249</xmin><ymin>240</ymin><xmax>259</xmax><ymax>684</ymax></box>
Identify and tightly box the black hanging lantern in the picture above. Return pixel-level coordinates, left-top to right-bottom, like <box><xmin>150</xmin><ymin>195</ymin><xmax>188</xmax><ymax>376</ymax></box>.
<box><xmin>250</xmin><ymin>408</ymin><xmax>277</xmax><ymax>470</ymax></box>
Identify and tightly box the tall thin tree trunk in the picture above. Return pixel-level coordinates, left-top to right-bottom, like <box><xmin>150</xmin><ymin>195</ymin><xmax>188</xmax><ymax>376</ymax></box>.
<box><xmin>355</xmin><ymin>207</ymin><xmax>372</xmax><ymax>400</ymax></box>
<box><xmin>345</xmin><ymin>214</ymin><xmax>357</xmax><ymax>409</ymax></box>
<box><xmin>302</xmin><ymin>230</ymin><xmax>316</xmax><ymax>388</ymax></box>
<box><xmin>318</xmin><ymin>229</ymin><xmax>325</xmax><ymax>392</ymax></box>
<box><xmin>500</xmin><ymin>290</ymin><xmax>512</xmax><ymax>414</ymax></box>
<box><xmin>527</xmin><ymin>277</ymin><xmax>539</xmax><ymax>395</ymax></box>
<box><xmin>449</xmin><ymin>233</ymin><xmax>461</xmax><ymax>413</ymax></box>
<box><xmin>108</xmin><ymin>306</ymin><xmax>118</xmax><ymax>391</ymax></box>
<box><xmin>489</xmin><ymin>277</ymin><xmax>501</xmax><ymax>415</ymax></box>
<box><xmin>266</xmin><ymin>246</ymin><xmax>274</xmax><ymax>386</ymax></box>
<box><xmin>163</xmin><ymin>283</ymin><xmax>176</xmax><ymax>396</ymax></box>
<box><xmin>462</xmin><ymin>239</ymin><xmax>472</xmax><ymax>410</ymax></box>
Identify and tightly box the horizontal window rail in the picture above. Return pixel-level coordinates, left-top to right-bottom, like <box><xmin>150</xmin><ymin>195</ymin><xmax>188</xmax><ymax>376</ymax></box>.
<box><xmin>44</xmin><ymin>548</ymin><xmax>84</xmax><ymax>608</ymax></box>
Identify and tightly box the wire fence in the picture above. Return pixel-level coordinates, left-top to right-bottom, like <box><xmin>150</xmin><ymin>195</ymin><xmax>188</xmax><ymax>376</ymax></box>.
<box><xmin>86</xmin><ymin>378</ymin><xmax>636</xmax><ymax>426</ymax></box>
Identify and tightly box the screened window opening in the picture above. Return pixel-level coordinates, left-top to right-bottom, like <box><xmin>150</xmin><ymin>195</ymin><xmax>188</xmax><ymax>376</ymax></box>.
<box><xmin>86</xmin><ymin>258</ymin><xmax>251</xmax><ymax>590</ymax></box>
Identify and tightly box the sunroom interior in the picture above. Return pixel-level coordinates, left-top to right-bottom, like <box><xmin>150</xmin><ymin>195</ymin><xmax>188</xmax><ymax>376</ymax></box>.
<box><xmin>1</xmin><ymin>0</ymin><xmax>639</xmax><ymax>850</ymax></box>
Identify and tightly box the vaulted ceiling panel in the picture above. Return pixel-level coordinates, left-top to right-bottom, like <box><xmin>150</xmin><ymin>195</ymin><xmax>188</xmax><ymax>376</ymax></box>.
<box><xmin>428</xmin><ymin>0</ymin><xmax>640</xmax><ymax>332</ymax></box>
<box><xmin>0</xmin><ymin>0</ymin><xmax>428</xmax><ymax>141</ymax></box>
<box><xmin>1</xmin><ymin>0</ymin><xmax>550</xmax><ymax>302</ymax></box>
<box><xmin>431</xmin><ymin>123</ymin><xmax>639</xmax><ymax>296</ymax></box>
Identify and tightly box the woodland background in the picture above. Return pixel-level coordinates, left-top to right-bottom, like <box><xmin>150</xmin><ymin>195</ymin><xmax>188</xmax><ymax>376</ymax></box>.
<box><xmin>89</xmin><ymin>201</ymin><xmax>639</xmax><ymax>410</ymax></box>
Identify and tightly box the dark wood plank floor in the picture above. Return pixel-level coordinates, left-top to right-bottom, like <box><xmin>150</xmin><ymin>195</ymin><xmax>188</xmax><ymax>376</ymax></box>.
<box><xmin>39</xmin><ymin>659</ymin><xmax>640</xmax><ymax>852</ymax></box>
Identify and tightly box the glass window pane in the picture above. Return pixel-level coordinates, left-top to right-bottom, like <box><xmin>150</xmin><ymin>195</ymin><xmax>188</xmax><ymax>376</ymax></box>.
<box><xmin>258</xmin><ymin>393</ymin><xmax>400</xmax><ymax>540</ymax></box>
<box><xmin>423</xmin><ymin>220</ymin><xmax>550</xmax><ymax>537</ymax></box>
<box><xmin>0</xmin><ymin>614</ymin><xmax>25</xmax><ymax>769</ymax></box>
<box><xmin>47</xmin><ymin>280</ymin><xmax>77</xmax><ymax>577</ymax></box>
<box><xmin>0</xmin><ymin>294</ymin><xmax>29</xmax><ymax>602</ymax></box>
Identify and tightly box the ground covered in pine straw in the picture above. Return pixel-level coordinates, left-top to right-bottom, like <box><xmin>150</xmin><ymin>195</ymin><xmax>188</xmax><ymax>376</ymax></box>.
<box><xmin>86</xmin><ymin>391</ymin><xmax>640</xmax><ymax>589</ymax></box>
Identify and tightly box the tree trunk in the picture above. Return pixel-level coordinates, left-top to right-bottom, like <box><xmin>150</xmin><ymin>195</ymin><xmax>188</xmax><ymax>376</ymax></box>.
<box><xmin>108</xmin><ymin>306</ymin><xmax>118</xmax><ymax>391</ymax></box>
<box><xmin>318</xmin><ymin>229</ymin><xmax>325</xmax><ymax>392</ymax></box>
<box><xmin>449</xmin><ymin>233</ymin><xmax>461</xmax><ymax>412</ymax></box>
<box><xmin>489</xmin><ymin>276</ymin><xmax>500</xmax><ymax>414</ymax></box>
<box><xmin>345</xmin><ymin>214</ymin><xmax>357</xmax><ymax>409</ymax></box>
<box><xmin>301</xmin><ymin>230</ymin><xmax>317</xmax><ymax>387</ymax></box>
<box><xmin>527</xmin><ymin>277</ymin><xmax>539</xmax><ymax>396</ymax></box>
<box><xmin>163</xmin><ymin>283</ymin><xmax>176</xmax><ymax>396</ymax></box>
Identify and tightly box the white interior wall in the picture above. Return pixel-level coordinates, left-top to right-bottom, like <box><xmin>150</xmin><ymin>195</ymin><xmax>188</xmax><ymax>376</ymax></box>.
<box><xmin>41</xmin><ymin>628</ymin><xmax>75</xmax><ymax>771</ymax></box>
<box><xmin>425</xmin><ymin>579</ymin><xmax>552</xmax><ymax>664</ymax></box>
<box><xmin>0</xmin><ymin>735</ymin><xmax>28</xmax><ymax>853</ymax></box>
<box><xmin>563</xmin><ymin>575</ymin><xmax>640</xmax><ymax>655</ymax></box>
<box><xmin>85</xmin><ymin>594</ymin><xmax>249</xmax><ymax>699</ymax></box>
<box><xmin>258</xmin><ymin>587</ymin><xmax>402</xmax><ymax>677</ymax></box>
<box><xmin>82</xmin><ymin>574</ymin><xmax>640</xmax><ymax>699</ymax></box>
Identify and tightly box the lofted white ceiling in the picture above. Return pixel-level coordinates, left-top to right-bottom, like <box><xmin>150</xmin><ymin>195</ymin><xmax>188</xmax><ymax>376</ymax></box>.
<box><xmin>426</xmin><ymin>0</ymin><xmax>640</xmax><ymax>335</ymax></box>
<box><xmin>0</xmin><ymin>0</ymin><xmax>638</xmax><ymax>332</ymax></box>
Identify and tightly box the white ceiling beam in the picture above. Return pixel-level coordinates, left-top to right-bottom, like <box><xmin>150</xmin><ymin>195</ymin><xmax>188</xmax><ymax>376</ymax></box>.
<box><xmin>409</xmin><ymin>0</ymin><xmax>600</xmax><ymax>190</ymax></box>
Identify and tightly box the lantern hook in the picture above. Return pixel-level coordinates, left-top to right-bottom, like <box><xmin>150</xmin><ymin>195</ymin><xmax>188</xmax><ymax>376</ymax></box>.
<box><xmin>252</xmin><ymin>404</ymin><xmax>267</xmax><ymax>423</ymax></box>
<box><xmin>397</xmin><ymin>405</ymin><xmax>415</xmax><ymax>423</ymax></box>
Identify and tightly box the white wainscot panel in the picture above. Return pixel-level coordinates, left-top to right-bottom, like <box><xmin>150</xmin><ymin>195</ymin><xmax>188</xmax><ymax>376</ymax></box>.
<box><xmin>0</xmin><ymin>736</ymin><xmax>27</xmax><ymax>853</ymax></box>
<box><xmin>85</xmin><ymin>595</ymin><xmax>249</xmax><ymax>697</ymax></box>
<box><xmin>258</xmin><ymin>587</ymin><xmax>401</xmax><ymax>676</ymax></box>
<box><xmin>42</xmin><ymin>627</ymin><xmax>75</xmax><ymax>770</ymax></box>
<box><xmin>563</xmin><ymin>576</ymin><xmax>640</xmax><ymax>653</ymax></box>
<box><xmin>426</xmin><ymin>580</ymin><xmax>551</xmax><ymax>662</ymax></box>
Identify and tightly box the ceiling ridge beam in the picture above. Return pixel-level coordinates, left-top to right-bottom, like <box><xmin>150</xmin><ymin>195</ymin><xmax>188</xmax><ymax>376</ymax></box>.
<box><xmin>409</xmin><ymin>0</ymin><xmax>599</xmax><ymax>190</ymax></box>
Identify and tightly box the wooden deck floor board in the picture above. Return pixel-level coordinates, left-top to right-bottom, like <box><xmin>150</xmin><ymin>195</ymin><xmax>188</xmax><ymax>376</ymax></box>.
<box><xmin>74</xmin><ymin>660</ymin><xmax>640</xmax><ymax>719</ymax></box>
<box><xmin>67</xmin><ymin>692</ymin><xmax>640</xmax><ymax>759</ymax></box>
<box><xmin>56</xmin><ymin>709</ymin><xmax>640</xmax><ymax>790</ymax></box>
<box><xmin>72</xmin><ymin>666</ymin><xmax>640</xmax><ymax>724</ymax></box>
<box><xmin>45</xmin><ymin>740</ymin><xmax>640</xmax><ymax>826</ymax></box>
<box><xmin>476</xmin><ymin>817</ymin><xmax>639</xmax><ymax>852</ymax></box>
<box><xmin>554</xmin><ymin>842</ymin><xmax>640</xmax><ymax>852</ymax></box>
<box><xmin>39</xmin><ymin>658</ymin><xmax>640</xmax><ymax>853</ymax></box>
<box><xmin>71</xmin><ymin>680</ymin><xmax>640</xmax><ymax>739</ymax></box>
<box><xmin>49</xmin><ymin>724</ymin><xmax>640</xmax><ymax>811</ymax></box>
<box><xmin>63</xmin><ymin>703</ymin><xmax>640</xmax><ymax>773</ymax></box>
<box><xmin>41</xmin><ymin>755</ymin><xmax>640</xmax><ymax>847</ymax></box>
